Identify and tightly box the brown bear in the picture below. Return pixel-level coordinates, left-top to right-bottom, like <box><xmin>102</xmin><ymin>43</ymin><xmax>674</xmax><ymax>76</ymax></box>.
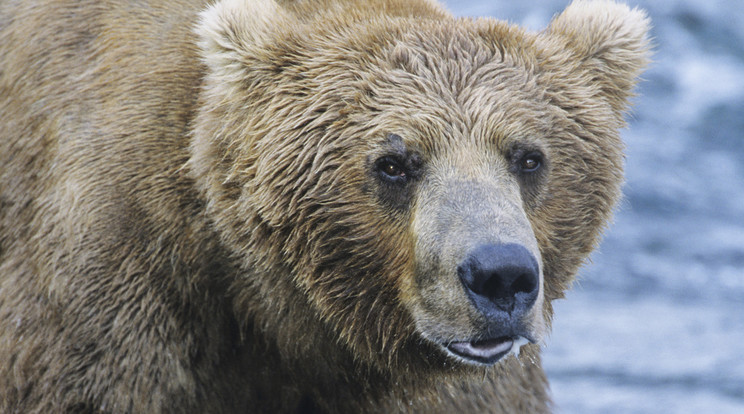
<box><xmin>0</xmin><ymin>0</ymin><xmax>650</xmax><ymax>412</ymax></box>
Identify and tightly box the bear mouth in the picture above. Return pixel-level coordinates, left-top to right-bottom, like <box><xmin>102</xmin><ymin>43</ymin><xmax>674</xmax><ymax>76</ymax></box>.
<box><xmin>445</xmin><ymin>336</ymin><xmax>530</xmax><ymax>365</ymax></box>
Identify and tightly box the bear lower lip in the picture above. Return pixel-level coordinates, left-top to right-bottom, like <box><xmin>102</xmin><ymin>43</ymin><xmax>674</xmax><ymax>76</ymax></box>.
<box><xmin>446</xmin><ymin>337</ymin><xmax>515</xmax><ymax>365</ymax></box>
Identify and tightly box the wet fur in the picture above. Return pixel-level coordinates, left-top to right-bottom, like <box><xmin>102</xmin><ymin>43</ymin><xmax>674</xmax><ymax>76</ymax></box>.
<box><xmin>0</xmin><ymin>0</ymin><xmax>649</xmax><ymax>412</ymax></box>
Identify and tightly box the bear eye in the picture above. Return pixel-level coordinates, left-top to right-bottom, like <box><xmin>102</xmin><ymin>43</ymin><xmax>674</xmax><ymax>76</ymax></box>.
<box><xmin>519</xmin><ymin>153</ymin><xmax>542</xmax><ymax>173</ymax></box>
<box><xmin>376</xmin><ymin>157</ymin><xmax>407</xmax><ymax>182</ymax></box>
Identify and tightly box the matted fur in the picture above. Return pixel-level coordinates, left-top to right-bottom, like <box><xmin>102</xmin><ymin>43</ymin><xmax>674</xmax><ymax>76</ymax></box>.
<box><xmin>0</xmin><ymin>0</ymin><xmax>649</xmax><ymax>412</ymax></box>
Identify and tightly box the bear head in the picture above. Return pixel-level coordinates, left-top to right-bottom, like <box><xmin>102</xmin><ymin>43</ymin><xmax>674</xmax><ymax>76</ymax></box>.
<box><xmin>190</xmin><ymin>0</ymin><xmax>650</xmax><ymax>374</ymax></box>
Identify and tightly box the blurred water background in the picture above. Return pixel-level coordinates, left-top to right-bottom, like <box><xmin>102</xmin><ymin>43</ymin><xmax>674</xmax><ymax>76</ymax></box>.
<box><xmin>442</xmin><ymin>1</ymin><xmax>744</xmax><ymax>412</ymax></box>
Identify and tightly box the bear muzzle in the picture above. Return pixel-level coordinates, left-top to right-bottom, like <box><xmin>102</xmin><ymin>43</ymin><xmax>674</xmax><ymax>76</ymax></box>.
<box><xmin>411</xmin><ymin>176</ymin><xmax>546</xmax><ymax>365</ymax></box>
<box><xmin>445</xmin><ymin>243</ymin><xmax>540</xmax><ymax>364</ymax></box>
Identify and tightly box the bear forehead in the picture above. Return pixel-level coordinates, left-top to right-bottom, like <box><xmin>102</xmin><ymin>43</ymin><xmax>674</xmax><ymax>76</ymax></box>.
<box><xmin>262</xmin><ymin>14</ymin><xmax>540</xmax><ymax>95</ymax></box>
<box><xmin>303</xmin><ymin>18</ymin><xmax>555</xmax><ymax>151</ymax></box>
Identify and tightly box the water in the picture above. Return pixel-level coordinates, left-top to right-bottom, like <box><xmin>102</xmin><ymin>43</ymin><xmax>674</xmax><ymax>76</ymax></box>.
<box><xmin>441</xmin><ymin>1</ymin><xmax>744</xmax><ymax>412</ymax></box>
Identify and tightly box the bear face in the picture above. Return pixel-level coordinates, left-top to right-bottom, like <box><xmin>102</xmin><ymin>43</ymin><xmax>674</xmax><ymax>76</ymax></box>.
<box><xmin>191</xmin><ymin>0</ymin><xmax>650</xmax><ymax>374</ymax></box>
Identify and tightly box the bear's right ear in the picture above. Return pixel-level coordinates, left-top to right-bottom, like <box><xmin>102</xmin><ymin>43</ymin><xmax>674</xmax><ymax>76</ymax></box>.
<box><xmin>196</xmin><ymin>0</ymin><xmax>290</xmax><ymax>89</ymax></box>
<box><xmin>191</xmin><ymin>0</ymin><xmax>294</xmax><ymax>201</ymax></box>
<box><xmin>538</xmin><ymin>0</ymin><xmax>651</xmax><ymax>120</ymax></box>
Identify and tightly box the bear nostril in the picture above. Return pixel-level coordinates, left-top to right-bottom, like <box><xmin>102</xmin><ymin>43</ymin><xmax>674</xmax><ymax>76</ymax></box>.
<box><xmin>480</xmin><ymin>271</ymin><xmax>536</xmax><ymax>300</ymax></box>
<box><xmin>510</xmin><ymin>273</ymin><xmax>537</xmax><ymax>296</ymax></box>
<box><xmin>459</xmin><ymin>243</ymin><xmax>539</xmax><ymax>315</ymax></box>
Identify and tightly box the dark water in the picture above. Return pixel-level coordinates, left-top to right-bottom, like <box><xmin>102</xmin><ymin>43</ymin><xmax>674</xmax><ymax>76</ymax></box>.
<box><xmin>442</xmin><ymin>1</ymin><xmax>744</xmax><ymax>412</ymax></box>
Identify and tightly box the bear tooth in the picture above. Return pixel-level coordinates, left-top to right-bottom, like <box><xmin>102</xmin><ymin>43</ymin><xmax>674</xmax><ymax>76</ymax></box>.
<box><xmin>511</xmin><ymin>336</ymin><xmax>530</xmax><ymax>359</ymax></box>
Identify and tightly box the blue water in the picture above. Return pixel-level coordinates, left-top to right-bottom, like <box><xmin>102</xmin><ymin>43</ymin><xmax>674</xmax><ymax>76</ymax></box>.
<box><xmin>442</xmin><ymin>1</ymin><xmax>744</xmax><ymax>412</ymax></box>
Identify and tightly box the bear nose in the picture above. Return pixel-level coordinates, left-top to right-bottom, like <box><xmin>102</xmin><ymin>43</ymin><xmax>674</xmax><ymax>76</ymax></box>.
<box><xmin>457</xmin><ymin>243</ymin><xmax>539</xmax><ymax>316</ymax></box>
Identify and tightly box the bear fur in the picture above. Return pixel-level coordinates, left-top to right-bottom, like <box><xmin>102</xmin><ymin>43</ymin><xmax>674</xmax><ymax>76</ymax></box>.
<box><xmin>0</xmin><ymin>0</ymin><xmax>650</xmax><ymax>412</ymax></box>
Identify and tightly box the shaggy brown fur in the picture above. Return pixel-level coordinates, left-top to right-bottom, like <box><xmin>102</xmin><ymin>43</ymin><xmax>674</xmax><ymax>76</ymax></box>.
<box><xmin>0</xmin><ymin>0</ymin><xmax>649</xmax><ymax>412</ymax></box>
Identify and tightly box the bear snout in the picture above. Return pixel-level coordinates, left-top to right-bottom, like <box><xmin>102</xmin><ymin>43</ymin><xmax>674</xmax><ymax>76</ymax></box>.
<box><xmin>436</xmin><ymin>243</ymin><xmax>542</xmax><ymax>365</ymax></box>
<box><xmin>457</xmin><ymin>243</ymin><xmax>540</xmax><ymax>319</ymax></box>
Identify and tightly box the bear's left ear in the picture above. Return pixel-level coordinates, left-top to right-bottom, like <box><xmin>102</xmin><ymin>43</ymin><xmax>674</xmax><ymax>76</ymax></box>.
<box><xmin>538</xmin><ymin>0</ymin><xmax>652</xmax><ymax>117</ymax></box>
